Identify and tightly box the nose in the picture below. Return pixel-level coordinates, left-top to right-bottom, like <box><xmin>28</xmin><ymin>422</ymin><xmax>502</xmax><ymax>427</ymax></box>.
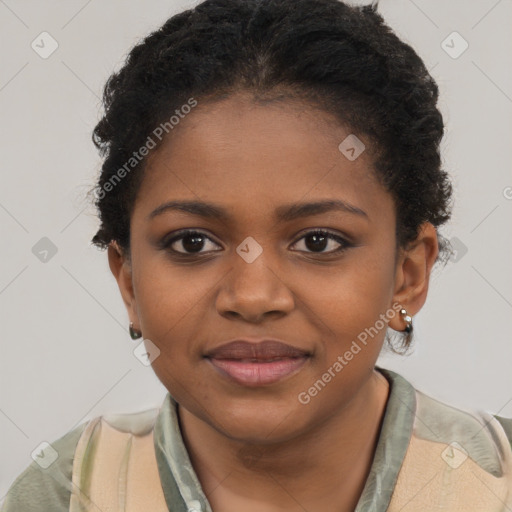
<box><xmin>215</xmin><ymin>251</ymin><xmax>295</xmax><ymax>323</ymax></box>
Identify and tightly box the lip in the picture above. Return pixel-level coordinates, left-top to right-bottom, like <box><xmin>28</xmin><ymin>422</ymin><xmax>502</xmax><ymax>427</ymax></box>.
<box><xmin>204</xmin><ymin>339</ymin><xmax>311</xmax><ymax>359</ymax></box>
<box><xmin>206</xmin><ymin>356</ymin><xmax>310</xmax><ymax>386</ymax></box>
<box><xmin>204</xmin><ymin>339</ymin><xmax>311</xmax><ymax>387</ymax></box>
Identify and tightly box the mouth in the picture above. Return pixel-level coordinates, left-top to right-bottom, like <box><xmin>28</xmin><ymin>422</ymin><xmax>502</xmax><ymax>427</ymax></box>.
<box><xmin>203</xmin><ymin>338</ymin><xmax>312</xmax><ymax>387</ymax></box>
<box><xmin>205</xmin><ymin>355</ymin><xmax>310</xmax><ymax>387</ymax></box>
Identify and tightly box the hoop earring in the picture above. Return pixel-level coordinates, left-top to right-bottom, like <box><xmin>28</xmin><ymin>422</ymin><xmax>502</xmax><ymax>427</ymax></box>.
<box><xmin>129</xmin><ymin>322</ymin><xmax>142</xmax><ymax>340</ymax></box>
<box><xmin>400</xmin><ymin>309</ymin><xmax>413</xmax><ymax>334</ymax></box>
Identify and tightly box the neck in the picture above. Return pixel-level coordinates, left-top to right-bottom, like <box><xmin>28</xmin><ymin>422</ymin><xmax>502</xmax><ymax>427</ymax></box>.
<box><xmin>178</xmin><ymin>369</ymin><xmax>390</xmax><ymax>511</ymax></box>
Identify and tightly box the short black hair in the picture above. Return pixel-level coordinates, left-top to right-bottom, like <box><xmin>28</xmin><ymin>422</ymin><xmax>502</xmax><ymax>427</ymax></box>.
<box><xmin>89</xmin><ymin>0</ymin><xmax>453</xmax><ymax>351</ymax></box>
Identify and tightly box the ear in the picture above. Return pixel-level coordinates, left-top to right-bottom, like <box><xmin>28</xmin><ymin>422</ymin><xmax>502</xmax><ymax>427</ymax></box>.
<box><xmin>388</xmin><ymin>222</ymin><xmax>439</xmax><ymax>332</ymax></box>
<box><xmin>107</xmin><ymin>241</ymin><xmax>139</xmax><ymax>331</ymax></box>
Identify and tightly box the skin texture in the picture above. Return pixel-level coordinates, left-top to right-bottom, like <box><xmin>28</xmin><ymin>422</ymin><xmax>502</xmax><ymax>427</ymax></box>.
<box><xmin>108</xmin><ymin>93</ymin><xmax>439</xmax><ymax>511</ymax></box>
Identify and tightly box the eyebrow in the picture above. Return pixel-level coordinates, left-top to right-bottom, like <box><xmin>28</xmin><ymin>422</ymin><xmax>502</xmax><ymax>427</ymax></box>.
<box><xmin>148</xmin><ymin>199</ymin><xmax>368</xmax><ymax>223</ymax></box>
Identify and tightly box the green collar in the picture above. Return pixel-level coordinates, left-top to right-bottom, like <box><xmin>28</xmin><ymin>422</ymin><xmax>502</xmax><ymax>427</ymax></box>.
<box><xmin>153</xmin><ymin>367</ymin><xmax>417</xmax><ymax>512</ymax></box>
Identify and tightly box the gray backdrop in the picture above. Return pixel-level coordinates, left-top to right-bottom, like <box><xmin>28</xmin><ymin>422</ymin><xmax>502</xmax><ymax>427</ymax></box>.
<box><xmin>1</xmin><ymin>0</ymin><xmax>511</xmax><ymax>501</ymax></box>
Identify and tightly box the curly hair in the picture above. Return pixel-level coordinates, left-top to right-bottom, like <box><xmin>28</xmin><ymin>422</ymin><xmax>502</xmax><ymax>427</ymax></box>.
<box><xmin>89</xmin><ymin>0</ymin><xmax>453</xmax><ymax>351</ymax></box>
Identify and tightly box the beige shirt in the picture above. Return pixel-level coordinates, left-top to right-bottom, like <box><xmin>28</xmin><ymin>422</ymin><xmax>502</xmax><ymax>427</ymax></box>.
<box><xmin>3</xmin><ymin>367</ymin><xmax>512</xmax><ymax>511</ymax></box>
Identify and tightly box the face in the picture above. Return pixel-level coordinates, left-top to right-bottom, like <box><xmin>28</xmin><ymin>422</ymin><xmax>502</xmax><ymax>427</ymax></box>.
<box><xmin>111</xmin><ymin>93</ymin><xmax>427</xmax><ymax>443</ymax></box>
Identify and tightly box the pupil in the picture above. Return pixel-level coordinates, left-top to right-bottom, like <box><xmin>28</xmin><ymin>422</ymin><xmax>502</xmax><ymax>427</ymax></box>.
<box><xmin>305</xmin><ymin>233</ymin><xmax>327</xmax><ymax>252</ymax></box>
<box><xmin>183</xmin><ymin>233</ymin><xmax>204</xmax><ymax>252</ymax></box>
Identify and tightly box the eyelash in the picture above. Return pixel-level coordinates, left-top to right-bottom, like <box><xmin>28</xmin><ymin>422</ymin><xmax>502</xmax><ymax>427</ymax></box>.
<box><xmin>160</xmin><ymin>229</ymin><xmax>352</xmax><ymax>257</ymax></box>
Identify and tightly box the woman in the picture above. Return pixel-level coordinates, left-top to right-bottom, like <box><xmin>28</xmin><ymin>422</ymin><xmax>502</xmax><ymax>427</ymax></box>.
<box><xmin>4</xmin><ymin>0</ymin><xmax>512</xmax><ymax>510</ymax></box>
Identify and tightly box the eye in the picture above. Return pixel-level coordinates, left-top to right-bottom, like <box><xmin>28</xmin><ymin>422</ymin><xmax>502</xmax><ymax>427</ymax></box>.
<box><xmin>162</xmin><ymin>230</ymin><xmax>221</xmax><ymax>255</ymax></box>
<box><xmin>290</xmin><ymin>229</ymin><xmax>351</xmax><ymax>254</ymax></box>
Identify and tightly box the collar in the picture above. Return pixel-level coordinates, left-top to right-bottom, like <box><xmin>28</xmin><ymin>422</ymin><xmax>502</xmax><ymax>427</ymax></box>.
<box><xmin>153</xmin><ymin>366</ymin><xmax>417</xmax><ymax>512</ymax></box>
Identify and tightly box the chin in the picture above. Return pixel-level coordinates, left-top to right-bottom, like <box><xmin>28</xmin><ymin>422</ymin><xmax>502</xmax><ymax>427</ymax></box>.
<box><xmin>206</xmin><ymin>398</ymin><xmax>307</xmax><ymax>442</ymax></box>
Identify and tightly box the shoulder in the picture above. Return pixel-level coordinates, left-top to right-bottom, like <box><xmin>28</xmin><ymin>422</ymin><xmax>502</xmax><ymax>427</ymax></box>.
<box><xmin>1</xmin><ymin>421</ymin><xmax>88</xmax><ymax>512</ymax></box>
<box><xmin>384</xmin><ymin>376</ymin><xmax>512</xmax><ymax>510</ymax></box>
<box><xmin>1</xmin><ymin>407</ymin><xmax>160</xmax><ymax>512</ymax></box>
<box><xmin>413</xmin><ymin>389</ymin><xmax>512</xmax><ymax>477</ymax></box>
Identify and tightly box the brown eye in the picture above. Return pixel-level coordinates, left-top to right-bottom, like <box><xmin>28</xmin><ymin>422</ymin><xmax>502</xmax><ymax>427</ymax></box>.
<box><xmin>291</xmin><ymin>230</ymin><xmax>350</xmax><ymax>254</ymax></box>
<box><xmin>163</xmin><ymin>230</ymin><xmax>221</xmax><ymax>255</ymax></box>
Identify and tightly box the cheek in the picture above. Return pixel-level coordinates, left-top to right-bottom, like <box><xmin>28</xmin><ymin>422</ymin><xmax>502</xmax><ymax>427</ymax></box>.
<box><xmin>131</xmin><ymin>255</ymin><xmax>210</xmax><ymax>357</ymax></box>
<box><xmin>300</xmin><ymin>254</ymin><xmax>396</xmax><ymax>342</ymax></box>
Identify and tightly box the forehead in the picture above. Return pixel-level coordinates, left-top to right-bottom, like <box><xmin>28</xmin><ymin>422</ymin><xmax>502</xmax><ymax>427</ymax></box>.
<box><xmin>135</xmin><ymin>94</ymin><xmax>392</xmax><ymax>224</ymax></box>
